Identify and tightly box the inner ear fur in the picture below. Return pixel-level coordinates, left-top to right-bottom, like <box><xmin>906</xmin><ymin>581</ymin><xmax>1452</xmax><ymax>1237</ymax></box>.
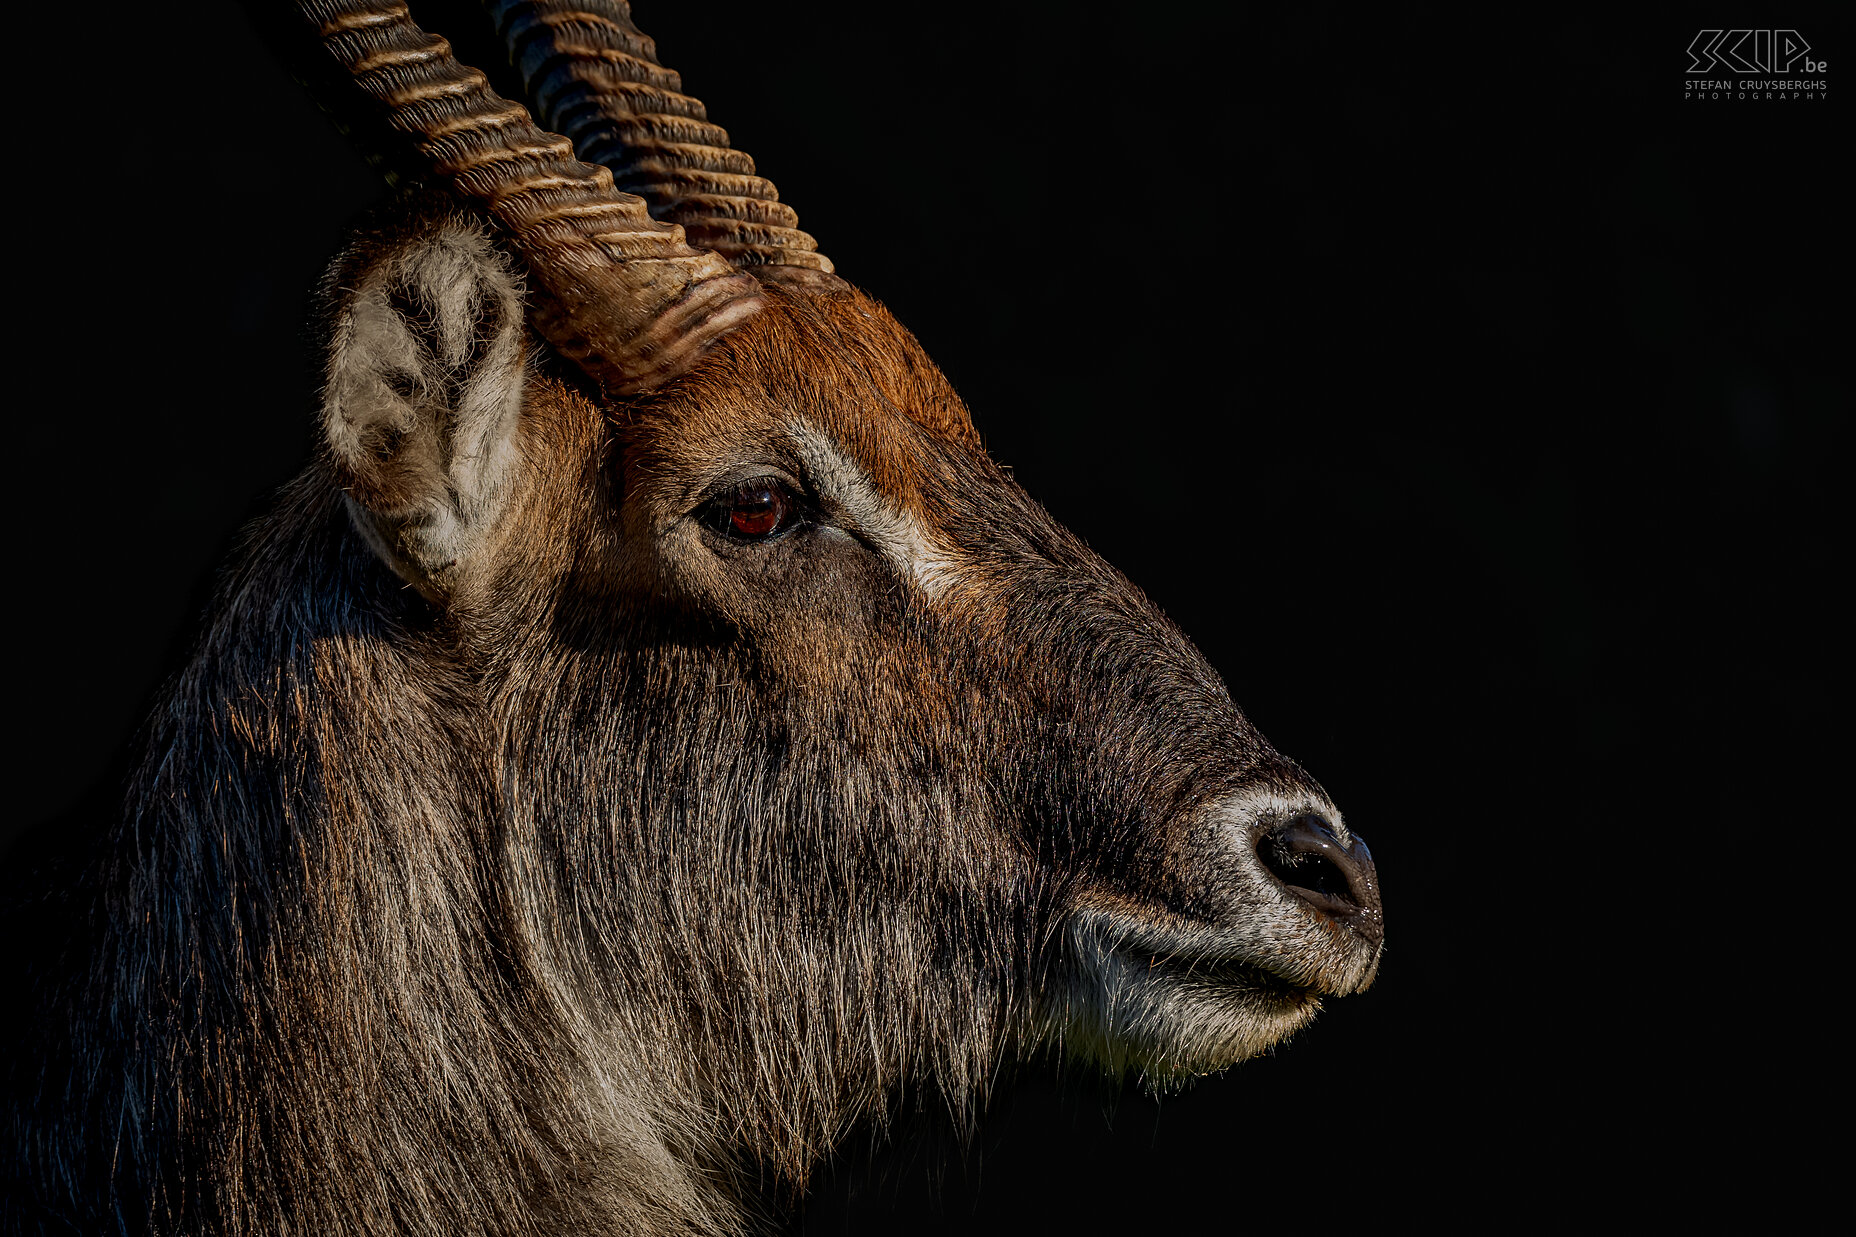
<box><xmin>320</xmin><ymin>205</ymin><xmax>530</xmax><ymax>598</ymax></box>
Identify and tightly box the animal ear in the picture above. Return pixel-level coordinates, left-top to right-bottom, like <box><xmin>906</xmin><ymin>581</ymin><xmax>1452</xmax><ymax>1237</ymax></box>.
<box><xmin>321</xmin><ymin>214</ymin><xmax>529</xmax><ymax>599</ymax></box>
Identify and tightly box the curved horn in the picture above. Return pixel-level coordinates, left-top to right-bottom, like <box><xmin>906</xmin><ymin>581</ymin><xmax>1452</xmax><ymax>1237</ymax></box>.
<box><xmin>485</xmin><ymin>0</ymin><xmax>842</xmax><ymax>290</ymax></box>
<box><xmin>300</xmin><ymin>0</ymin><xmax>763</xmax><ymax>393</ymax></box>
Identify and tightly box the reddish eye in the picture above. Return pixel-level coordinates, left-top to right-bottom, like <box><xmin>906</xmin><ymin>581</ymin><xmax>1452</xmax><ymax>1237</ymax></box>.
<box><xmin>706</xmin><ymin>478</ymin><xmax>800</xmax><ymax>542</ymax></box>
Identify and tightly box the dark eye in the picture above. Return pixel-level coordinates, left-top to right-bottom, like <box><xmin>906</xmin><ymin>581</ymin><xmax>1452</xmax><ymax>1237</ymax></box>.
<box><xmin>703</xmin><ymin>477</ymin><xmax>802</xmax><ymax>542</ymax></box>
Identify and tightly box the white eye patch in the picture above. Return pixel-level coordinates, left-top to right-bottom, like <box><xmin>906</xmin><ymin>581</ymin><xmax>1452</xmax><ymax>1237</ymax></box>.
<box><xmin>788</xmin><ymin>424</ymin><xmax>961</xmax><ymax>601</ymax></box>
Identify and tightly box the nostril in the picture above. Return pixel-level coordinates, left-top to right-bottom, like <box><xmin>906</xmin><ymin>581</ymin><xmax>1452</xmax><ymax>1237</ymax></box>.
<box><xmin>1256</xmin><ymin>815</ymin><xmax>1375</xmax><ymax>920</ymax></box>
<box><xmin>1259</xmin><ymin>844</ymin><xmax>1354</xmax><ymax>907</ymax></box>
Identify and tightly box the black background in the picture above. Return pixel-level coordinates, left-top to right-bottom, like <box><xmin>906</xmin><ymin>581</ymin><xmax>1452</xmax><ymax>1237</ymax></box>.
<box><xmin>8</xmin><ymin>1</ymin><xmax>1844</xmax><ymax>1229</ymax></box>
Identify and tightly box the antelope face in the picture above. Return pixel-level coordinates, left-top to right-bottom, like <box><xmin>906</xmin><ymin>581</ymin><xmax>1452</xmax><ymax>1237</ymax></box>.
<box><xmin>310</xmin><ymin>0</ymin><xmax>1381</xmax><ymax>1109</ymax></box>
<box><xmin>591</xmin><ymin>285</ymin><xmax>1384</xmax><ymax>1080</ymax></box>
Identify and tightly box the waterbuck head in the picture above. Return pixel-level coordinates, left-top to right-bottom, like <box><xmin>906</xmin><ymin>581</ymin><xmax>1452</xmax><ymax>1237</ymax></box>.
<box><xmin>67</xmin><ymin>0</ymin><xmax>1384</xmax><ymax>1224</ymax></box>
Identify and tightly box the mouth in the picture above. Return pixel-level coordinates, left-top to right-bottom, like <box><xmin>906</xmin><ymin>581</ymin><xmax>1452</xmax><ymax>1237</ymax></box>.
<box><xmin>1052</xmin><ymin>916</ymin><xmax>1335</xmax><ymax>1076</ymax></box>
<box><xmin>1111</xmin><ymin>943</ymin><xmax>1326</xmax><ymax>1007</ymax></box>
<box><xmin>1044</xmin><ymin>807</ymin><xmax>1385</xmax><ymax>1076</ymax></box>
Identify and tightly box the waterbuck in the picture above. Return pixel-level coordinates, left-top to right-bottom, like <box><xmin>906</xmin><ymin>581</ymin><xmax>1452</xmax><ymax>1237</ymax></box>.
<box><xmin>6</xmin><ymin>1</ymin><xmax>1383</xmax><ymax>1231</ymax></box>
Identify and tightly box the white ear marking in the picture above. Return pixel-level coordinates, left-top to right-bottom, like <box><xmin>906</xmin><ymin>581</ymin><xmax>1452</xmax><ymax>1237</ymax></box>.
<box><xmin>322</xmin><ymin>216</ymin><xmax>529</xmax><ymax>595</ymax></box>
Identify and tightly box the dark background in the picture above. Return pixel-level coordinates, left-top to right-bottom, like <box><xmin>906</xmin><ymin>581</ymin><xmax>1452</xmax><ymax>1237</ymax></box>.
<box><xmin>8</xmin><ymin>1</ymin><xmax>1843</xmax><ymax>1228</ymax></box>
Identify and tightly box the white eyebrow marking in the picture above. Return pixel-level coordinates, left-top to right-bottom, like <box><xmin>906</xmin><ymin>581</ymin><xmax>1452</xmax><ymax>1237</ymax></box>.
<box><xmin>788</xmin><ymin>423</ymin><xmax>960</xmax><ymax>601</ymax></box>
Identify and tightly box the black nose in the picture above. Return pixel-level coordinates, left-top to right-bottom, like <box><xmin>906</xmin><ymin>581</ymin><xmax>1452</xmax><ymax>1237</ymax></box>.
<box><xmin>1256</xmin><ymin>815</ymin><xmax>1383</xmax><ymax>945</ymax></box>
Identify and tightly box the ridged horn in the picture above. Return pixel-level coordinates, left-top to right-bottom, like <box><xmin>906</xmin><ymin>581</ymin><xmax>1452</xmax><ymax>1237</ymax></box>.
<box><xmin>485</xmin><ymin>0</ymin><xmax>843</xmax><ymax>291</ymax></box>
<box><xmin>299</xmin><ymin>0</ymin><xmax>764</xmax><ymax>393</ymax></box>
